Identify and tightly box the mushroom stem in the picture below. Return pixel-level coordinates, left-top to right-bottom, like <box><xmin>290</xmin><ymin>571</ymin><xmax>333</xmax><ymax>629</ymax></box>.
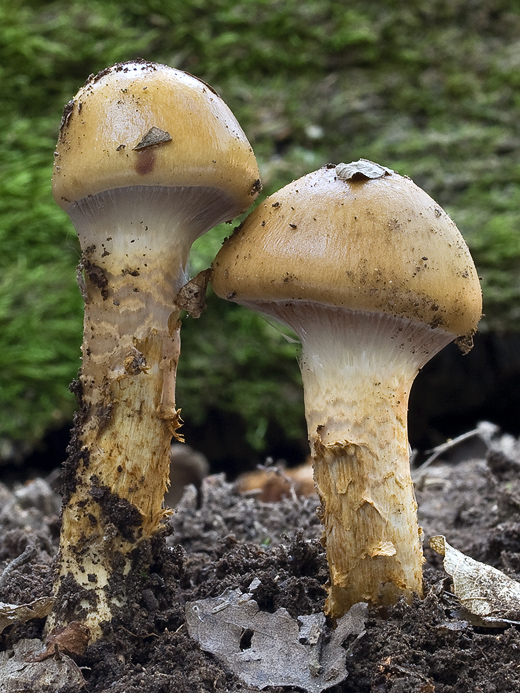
<box><xmin>50</xmin><ymin>191</ymin><xmax>200</xmax><ymax>636</ymax></box>
<box><xmin>211</xmin><ymin>161</ymin><xmax>481</xmax><ymax>618</ymax></box>
<box><xmin>49</xmin><ymin>60</ymin><xmax>261</xmax><ymax>640</ymax></box>
<box><xmin>272</xmin><ymin>304</ymin><xmax>455</xmax><ymax>613</ymax></box>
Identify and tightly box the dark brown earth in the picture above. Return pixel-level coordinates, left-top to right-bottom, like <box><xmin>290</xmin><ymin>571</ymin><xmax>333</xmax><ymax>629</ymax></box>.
<box><xmin>1</xmin><ymin>428</ymin><xmax>520</xmax><ymax>692</ymax></box>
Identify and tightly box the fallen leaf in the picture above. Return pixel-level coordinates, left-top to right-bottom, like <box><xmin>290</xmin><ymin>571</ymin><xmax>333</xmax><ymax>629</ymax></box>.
<box><xmin>335</xmin><ymin>159</ymin><xmax>393</xmax><ymax>182</ymax></box>
<box><xmin>0</xmin><ymin>598</ymin><xmax>53</xmax><ymax>635</ymax></box>
<box><xmin>174</xmin><ymin>269</ymin><xmax>211</xmax><ymax>318</ymax></box>
<box><xmin>37</xmin><ymin>621</ymin><xmax>90</xmax><ymax>660</ymax></box>
<box><xmin>185</xmin><ymin>583</ymin><xmax>367</xmax><ymax>692</ymax></box>
<box><xmin>132</xmin><ymin>126</ymin><xmax>172</xmax><ymax>150</ymax></box>
<box><xmin>429</xmin><ymin>535</ymin><xmax>520</xmax><ymax>625</ymax></box>
<box><xmin>0</xmin><ymin>638</ymin><xmax>85</xmax><ymax>691</ymax></box>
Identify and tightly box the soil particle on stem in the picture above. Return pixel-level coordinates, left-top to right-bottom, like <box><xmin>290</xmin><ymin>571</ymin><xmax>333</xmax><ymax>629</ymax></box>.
<box><xmin>89</xmin><ymin>479</ymin><xmax>142</xmax><ymax>543</ymax></box>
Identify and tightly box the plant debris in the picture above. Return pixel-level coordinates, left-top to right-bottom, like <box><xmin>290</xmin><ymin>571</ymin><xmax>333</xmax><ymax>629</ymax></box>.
<box><xmin>0</xmin><ymin>638</ymin><xmax>85</xmax><ymax>691</ymax></box>
<box><xmin>429</xmin><ymin>535</ymin><xmax>520</xmax><ymax>626</ymax></box>
<box><xmin>335</xmin><ymin>159</ymin><xmax>393</xmax><ymax>181</ymax></box>
<box><xmin>186</xmin><ymin>581</ymin><xmax>367</xmax><ymax>692</ymax></box>
<box><xmin>37</xmin><ymin>621</ymin><xmax>90</xmax><ymax>660</ymax></box>
<box><xmin>174</xmin><ymin>269</ymin><xmax>211</xmax><ymax>318</ymax></box>
<box><xmin>132</xmin><ymin>126</ymin><xmax>172</xmax><ymax>150</ymax></box>
<box><xmin>0</xmin><ymin>599</ymin><xmax>53</xmax><ymax>635</ymax></box>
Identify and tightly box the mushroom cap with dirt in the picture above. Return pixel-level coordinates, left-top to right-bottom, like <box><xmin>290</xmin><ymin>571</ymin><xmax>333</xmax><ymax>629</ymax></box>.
<box><xmin>53</xmin><ymin>61</ymin><xmax>260</xmax><ymax>216</ymax></box>
<box><xmin>49</xmin><ymin>60</ymin><xmax>260</xmax><ymax>639</ymax></box>
<box><xmin>212</xmin><ymin>160</ymin><xmax>482</xmax><ymax>616</ymax></box>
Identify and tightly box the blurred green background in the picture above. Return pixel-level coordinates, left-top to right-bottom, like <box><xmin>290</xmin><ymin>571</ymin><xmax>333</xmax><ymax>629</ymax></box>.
<box><xmin>2</xmin><ymin>0</ymin><xmax>520</xmax><ymax>466</ymax></box>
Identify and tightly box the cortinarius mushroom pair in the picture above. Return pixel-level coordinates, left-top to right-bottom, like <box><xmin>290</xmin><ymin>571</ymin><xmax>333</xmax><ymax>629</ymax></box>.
<box><xmin>51</xmin><ymin>60</ymin><xmax>260</xmax><ymax>637</ymax></box>
<box><xmin>212</xmin><ymin>160</ymin><xmax>482</xmax><ymax>616</ymax></box>
<box><xmin>52</xmin><ymin>59</ymin><xmax>481</xmax><ymax>638</ymax></box>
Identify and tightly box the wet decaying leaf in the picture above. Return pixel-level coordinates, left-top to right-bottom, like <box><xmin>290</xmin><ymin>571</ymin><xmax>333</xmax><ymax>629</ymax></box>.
<box><xmin>0</xmin><ymin>598</ymin><xmax>53</xmax><ymax>635</ymax></box>
<box><xmin>185</xmin><ymin>581</ymin><xmax>367</xmax><ymax>692</ymax></box>
<box><xmin>430</xmin><ymin>535</ymin><xmax>520</xmax><ymax>625</ymax></box>
<box><xmin>0</xmin><ymin>638</ymin><xmax>85</xmax><ymax>691</ymax></box>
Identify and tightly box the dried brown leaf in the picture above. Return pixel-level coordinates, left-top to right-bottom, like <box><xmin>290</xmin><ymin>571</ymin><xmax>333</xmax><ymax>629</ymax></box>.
<box><xmin>175</xmin><ymin>269</ymin><xmax>211</xmax><ymax>318</ymax></box>
<box><xmin>37</xmin><ymin>621</ymin><xmax>90</xmax><ymax>660</ymax></box>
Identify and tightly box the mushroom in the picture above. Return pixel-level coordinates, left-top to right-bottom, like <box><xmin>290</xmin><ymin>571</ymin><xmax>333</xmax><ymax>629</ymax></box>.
<box><xmin>211</xmin><ymin>161</ymin><xmax>482</xmax><ymax>617</ymax></box>
<box><xmin>50</xmin><ymin>60</ymin><xmax>260</xmax><ymax>638</ymax></box>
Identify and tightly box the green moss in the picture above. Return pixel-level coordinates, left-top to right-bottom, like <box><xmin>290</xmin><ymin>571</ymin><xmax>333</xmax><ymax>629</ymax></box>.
<box><xmin>2</xmin><ymin>0</ymin><xmax>520</xmax><ymax>454</ymax></box>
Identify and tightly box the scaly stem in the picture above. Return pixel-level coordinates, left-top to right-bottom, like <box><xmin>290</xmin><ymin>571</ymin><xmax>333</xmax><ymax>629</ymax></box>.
<box><xmin>49</xmin><ymin>190</ymin><xmax>195</xmax><ymax>637</ymax></box>
<box><xmin>307</xmin><ymin>367</ymin><xmax>423</xmax><ymax>615</ymax></box>
<box><xmin>287</xmin><ymin>306</ymin><xmax>454</xmax><ymax>616</ymax></box>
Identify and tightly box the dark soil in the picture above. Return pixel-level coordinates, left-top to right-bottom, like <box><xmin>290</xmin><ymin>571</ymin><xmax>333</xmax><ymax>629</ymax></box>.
<box><xmin>1</xmin><ymin>431</ymin><xmax>520</xmax><ymax>692</ymax></box>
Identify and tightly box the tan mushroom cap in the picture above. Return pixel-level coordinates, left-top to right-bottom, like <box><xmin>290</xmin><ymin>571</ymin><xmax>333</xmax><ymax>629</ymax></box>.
<box><xmin>212</xmin><ymin>163</ymin><xmax>482</xmax><ymax>338</ymax></box>
<box><xmin>52</xmin><ymin>60</ymin><xmax>261</xmax><ymax>215</ymax></box>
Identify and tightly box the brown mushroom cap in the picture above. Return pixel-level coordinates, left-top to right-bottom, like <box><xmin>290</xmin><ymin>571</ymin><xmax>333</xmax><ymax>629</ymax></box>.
<box><xmin>212</xmin><ymin>163</ymin><xmax>482</xmax><ymax>339</ymax></box>
<box><xmin>52</xmin><ymin>60</ymin><xmax>260</xmax><ymax>217</ymax></box>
